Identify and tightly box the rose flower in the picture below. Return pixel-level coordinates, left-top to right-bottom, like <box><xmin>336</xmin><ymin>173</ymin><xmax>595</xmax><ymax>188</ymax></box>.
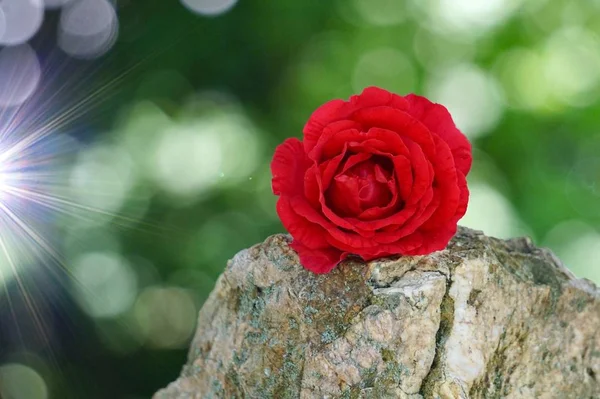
<box><xmin>271</xmin><ymin>87</ymin><xmax>472</xmax><ymax>274</ymax></box>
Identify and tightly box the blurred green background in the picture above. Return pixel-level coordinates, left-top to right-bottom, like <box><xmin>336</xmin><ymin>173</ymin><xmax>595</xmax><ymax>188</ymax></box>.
<box><xmin>1</xmin><ymin>0</ymin><xmax>600</xmax><ymax>397</ymax></box>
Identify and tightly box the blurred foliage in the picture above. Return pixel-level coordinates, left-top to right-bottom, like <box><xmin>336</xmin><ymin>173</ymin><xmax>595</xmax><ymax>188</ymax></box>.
<box><xmin>2</xmin><ymin>0</ymin><xmax>600</xmax><ymax>398</ymax></box>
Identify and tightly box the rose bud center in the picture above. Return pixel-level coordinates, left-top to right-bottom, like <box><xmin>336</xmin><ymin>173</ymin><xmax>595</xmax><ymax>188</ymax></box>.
<box><xmin>327</xmin><ymin>156</ymin><xmax>394</xmax><ymax>216</ymax></box>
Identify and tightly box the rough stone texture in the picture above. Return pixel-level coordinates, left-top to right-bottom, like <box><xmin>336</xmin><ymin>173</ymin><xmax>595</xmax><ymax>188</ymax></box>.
<box><xmin>154</xmin><ymin>227</ymin><xmax>600</xmax><ymax>399</ymax></box>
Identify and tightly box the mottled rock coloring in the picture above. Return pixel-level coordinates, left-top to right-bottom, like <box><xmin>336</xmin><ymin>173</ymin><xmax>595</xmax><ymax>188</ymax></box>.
<box><xmin>155</xmin><ymin>227</ymin><xmax>600</xmax><ymax>399</ymax></box>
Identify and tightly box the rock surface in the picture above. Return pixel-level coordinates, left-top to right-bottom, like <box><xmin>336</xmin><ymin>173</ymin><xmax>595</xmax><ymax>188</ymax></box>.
<box><xmin>154</xmin><ymin>227</ymin><xmax>600</xmax><ymax>398</ymax></box>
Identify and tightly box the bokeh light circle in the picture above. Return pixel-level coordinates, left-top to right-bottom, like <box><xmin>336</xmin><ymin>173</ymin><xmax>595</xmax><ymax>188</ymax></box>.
<box><xmin>544</xmin><ymin>220</ymin><xmax>600</xmax><ymax>282</ymax></box>
<box><xmin>422</xmin><ymin>0</ymin><xmax>523</xmax><ymax>36</ymax></box>
<box><xmin>413</xmin><ymin>27</ymin><xmax>476</xmax><ymax>71</ymax></box>
<box><xmin>180</xmin><ymin>0</ymin><xmax>238</xmax><ymax>16</ymax></box>
<box><xmin>494</xmin><ymin>48</ymin><xmax>553</xmax><ymax>111</ymax></box>
<box><xmin>151</xmin><ymin>112</ymin><xmax>261</xmax><ymax>199</ymax></box>
<box><xmin>565</xmin><ymin>157</ymin><xmax>600</xmax><ymax>218</ymax></box>
<box><xmin>72</xmin><ymin>252</ymin><xmax>138</xmax><ymax>318</ymax></box>
<box><xmin>0</xmin><ymin>364</ymin><xmax>48</xmax><ymax>399</ymax></box>
<box><xmin>426</xmin><ymin>64</ymin><xmax>504</xmax><ymax>139</ymax></box>
<box><xmin>352</xmin><ymin>0</ymin><xmax>407</xmax><ymax>26</ymax></box>
<box><xmin>43</xmin><ymin>0</ymin><xmax>74</xmax><ymax>9</ymax></box>
<box><xmin>134</xmin><ymin>286</ymin><xmax>198</xmax><ymax>348</ymax></box>
<box><xmin>352</xmin><ymin>48</ymin><xmax>416</xmax><ymax>95</ymax></box>
<box><xmin>0</xmin><ymin>44</ymin><xmax>41</xmax><ymax>107</ymax></box>
<box><xmin>0</xmin><ymin>0</ymin><xmax>44</xmax><ymax>45</ymax></box>
<box><xmin>460</xmin><ymin>182</ymin><xmax>527</xmax><ymax>239</ymax></box>
<box><xmin>0</xmin><ymin>9</ymin><xmax>7</xmax><ymax>41</ymax></box>
<box><xmin>543</xmin><ymin>27</ymin><xmax>600</xmax><ymax>106</ymax></box>
<box><xmin>69</xmin><ymin>144</ymin><xmax>136</xmax><ymax>217</ymax></box>
<box><xmin>58</xmin><ymin>0</ymin><xmax>119</xmax><ymax>59</ymax></box>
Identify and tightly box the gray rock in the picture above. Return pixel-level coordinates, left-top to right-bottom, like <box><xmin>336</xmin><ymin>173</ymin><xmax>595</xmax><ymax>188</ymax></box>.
<box><xmin>154</xmin><ymin>227</ymin><xmax>600</xmax><ymax>399</ymax></box>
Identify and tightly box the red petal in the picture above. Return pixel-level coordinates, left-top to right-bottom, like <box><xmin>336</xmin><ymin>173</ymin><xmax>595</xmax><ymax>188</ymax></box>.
<box><xmin>327</xmin><ymin>174</ymin><xmax>363</xmax><ymax>216</ymax></box>
<box><xmin>349</xmin><ymin>86</ymin><xmax>393</xmax><ymax>108</ymax></box>
<box><xmin>364</xmin><ymin>127</ymin><xmax>410</xmax><ymax>156</ymax></box>
<box><xmin>326</xmin><ymin>230</ymin><xmax>424</xmax><ymax>258</ymax></box>
<box><xmin>405</xmin><ymin>225</ymin><xmax>456</xmax><ymax>255</ymax></box>
<box><xmin>403</xmin><ymin>139</ymin><xmax>434</xmax><ymax>206</ymax></box>
<box><xmin>303</xmin><ymin>165</ymin><xmax>321</xmax><ymax>209</ymax></box>
<box><xmin>451</xmin><ymin>171</ymin><xmax>469</xmax><ymax>223</ymax></box>
<box><xmin>349</xmin><ymin>86</ymin><xmax>409</xmax><ymax>110</ymax></box>
<box><xmin>290</xmin><ymin>240</ymin><xmax>346</xmax><ymax>274</ymax></box>
<box><xmin>276</xmin><ymin>197</ymin><xmax>329</xmax><ymax>249</ymax></box>
<box><xmin>350</xmin><ymin>107</ymin><xmax>437</xmax><ymax>159</ymax></box>
<box><xmin>340</xmin><ymin>152</ymin><xmax>372</xmax><ymax>174</ymax></box>
<box><xmin>311</xmin><ymin>128</ymin><xmax>362</xmax><ymax>162</ymax></box>
<box><xmin>303</xmin><ymin>100</ymin><xmax>352</xmax><ymax>155</ymax></box>
<box><xmin>365</xmin><ymin>188</ymin><xmax>437</xmax><ymax>245</ymax></box>
<box><xmin>421</xmin><ymin>135</ymin><xmax>460</xmax><ymax>230</ymax></box>
<box><xmin>392</xmin><ymin>155</ymin><xmax>413</xmax><ymax>200</ymax></box>
<box><xmin>291</xmin><ymin>195</ymin><xmax>373</xmax><ymax>241</ymax></box>
<box><xmin>319</xmin><ymin>148</ymin><xmax>348</xmax><ymax>190</ymax></box>
<box><xmin>374</xmin><ymin>163</ymin><xmax>388</xmax><ymax>183</ymax></box>
<box><xmin>405</xmin><ymin>94</ymin><xmax>472</xmax><ymax>175</ymax></box>
<box><xmin>271</xmin><ymin>138</ymin><xmax>311</xmax><ymax>197</ymax></box>
<box><xmin>356</xmin><ymin>174</ymin><xmax>400</xmax><ymax>220</ymax></box>
<box><xmin>387</xmin><ymin>188</ymin><xmax>438</xmax><ymax>240</ymax></box>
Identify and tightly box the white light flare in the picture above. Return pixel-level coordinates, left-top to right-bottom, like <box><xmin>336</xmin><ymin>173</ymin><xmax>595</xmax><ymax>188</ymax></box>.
<box><xmin>0</xmin><ymin>51</ymin><xmax>154</xmax><ymax>284</ymax></box>
<box><xmin>0</xmin><ymin>103</ymin><xmax>77</xmax><ymax>351</ymax></box>
<box><xmin>0</xmin><ymin>160</ymin><xmax>9</xmax><ymax>201</ymax></box>
<box><xmin>0</xmin><ymin>25</ymin><xmax>173</xmax><ymax>355</ymax></box>
<box><xmin>0</xmin><ymin>79</ymin><xmax>137</xmax><ymax>349</ymax></box>
<box><xmin>0</xmin><ymin>118</ymin><xmax>70</xmax><ymax>274</ymax></box>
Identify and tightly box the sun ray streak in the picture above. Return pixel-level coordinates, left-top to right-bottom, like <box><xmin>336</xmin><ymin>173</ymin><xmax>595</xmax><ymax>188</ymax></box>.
<box><xmin>0</xmin><ymin>223</ymin><xmax>50</xmax><ymax>348</ymax></box>
<box><xmin>0</xmin><ymin>27</ymin><xmax>201</xmax><ymax>371</ymax></box>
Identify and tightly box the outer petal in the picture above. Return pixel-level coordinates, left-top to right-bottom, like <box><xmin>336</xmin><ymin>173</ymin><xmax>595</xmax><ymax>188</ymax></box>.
<box><xmin>349</xmin><ymin>86</ymin><xmax>410</xmax><ymax>110</ymax></box>
<box><xmin>276</xmin><ymin>197</ymin><xmax>329</xmax><ymax>249</ymax></box>
<box><xmin>382</xmin><ymin>189</ymin><xmax>438</xmax><ymax>242</ymax></box>
<box><xmin>364</xmin><ymin>187</ymin><xmax>437</xmax><ymax>245</ymax></box>
<box><xmin>303</xmin><ymin>100</ymin><xmax>351</xmax><ymax>154</ymax></box>
<box><xmin>406</xmin><ymin>225</ymin><xmax>456</xmax><ymax>255</ymax></box>
<box><xmin>289</xmin><ymin>240</ymin><xmax>346</xmax><ymax>274</ymax></box>
<box><xmin>405</xmin><ymin>171</ymin><xmax>469</xmax><ymax>255</ymax></box>
<box><xmin>421</xmin><ymin>135</ymin><xmax>460</xmax><ymax>230</ymax></box>
<box><xmin>326</xmin><ymin>230</ymin><xmax>424</xmax><ymax>259</ymax></box>
<box><xmin>304</xmin><ymin>165</ymin><xmax>321</xmax><ymax>209</ymax></box>
<box><xmin>271</xmin><ymin>138</ymin><xmax>311</xmax><ymax>197</ymax></box>
<box><xmin>405</xmin><ymin>94</ymin><xmax>472</xmax><ymax>175</ymax></box>
<box><xmin>451</xmin><ymin>171</ymin><xmax>469</xmax><ymax>223</ymax></box>
<box><xmin>304</xmin><ymin>86</ymin><xmax>411</xmax><ymax>157</ymax></box>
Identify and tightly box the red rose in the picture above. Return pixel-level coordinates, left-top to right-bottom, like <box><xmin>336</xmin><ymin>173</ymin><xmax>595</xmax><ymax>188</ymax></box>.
<box><xmin>271</xmin><ymin>87</ymin><xmax>472</xmax><ymax>274</ymax></box>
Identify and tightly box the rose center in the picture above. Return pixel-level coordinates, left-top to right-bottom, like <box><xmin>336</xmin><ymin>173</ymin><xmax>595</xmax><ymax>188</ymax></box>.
<box><xmin>327</xmin><ymin>156</ymin><xmax>394</xmax><ymax>216</ymax></box>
